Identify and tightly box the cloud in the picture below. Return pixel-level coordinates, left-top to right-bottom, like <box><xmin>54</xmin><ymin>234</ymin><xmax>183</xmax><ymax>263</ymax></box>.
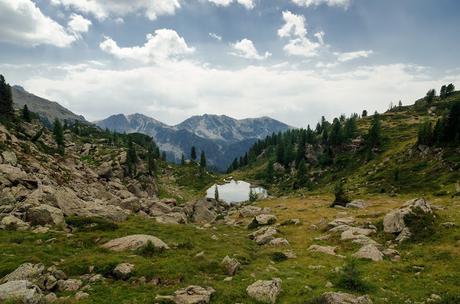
<box><xmin>278</xmin><ymin>11</ymin><xmax>323</xmax><ymax>57</ymax></box>
<box><xmin>67</xmin><ymin>14</ymin><xmax>92</xmax><ymax>36</ymax></box>
<box><xmin>0</xmin><ymin>0</ymin><xmax>76</xmax><ymax>47</ymax></box>
<box><xmin>100</xmin><ymin>29</ymin><xmax>195</xmax><ymax>64</ymax></box>
<box><xmin>230</xmin><ymin>39</ymin><xmax>271</xmax><ymax>60</ymax></box>
<box><xmin>50</xmin><ymin>0</ymin><xmax>181</xmax><ymax>21</ymax></box>
<box><xmin>8</xmin><ymin>58</ymin><xmax>459</xmax><ymax>129</ymax></box>
<box><xmin>209</xmin><ymin>33</ymin><xmax>222</xmax><ymax>41</ymax></box>
<box><xmin>336</xmin><ymin>50</ymin><xmax>374</xmax><ymax>62</ymax></box>
<box><xmin>291</xmin><ymin>0</ymin><xmax>351</xmax><ymax>8</ymax></box>
<box><xmin>207</xmin><ymin>0</ymin><xmax>255</xmax><ymax>9</ymax></box>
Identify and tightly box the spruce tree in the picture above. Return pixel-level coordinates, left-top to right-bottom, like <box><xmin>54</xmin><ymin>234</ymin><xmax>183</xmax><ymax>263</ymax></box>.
<box><xmin>366</xmin><ymin>113</ymin><xmax>382</xmax><ymax>149</ymax></box>
<box><xmin>295</xmin><ymin>159</ymin><xmax>308</xmax><ymax>189</ymax></box>
<box><xmin>200</xmin><ymin>151</ymin><xmax>207</xmax><ymax>169</ymax></box>
<box><xmin>426</xmin><ymin>89</ymin><xmax>436</xmax><ymax>104</ymax></box>
<box><xmin>181</xmin><ymin>154</ymin><xmax>185</xmax><ymax>165</ymax></box>
<box><xmin>191</xmin><ymin>146</ymin><xmax>197</xmax><ymax>161</ymax></box>
<box><xmin>127</xmin><ymin>138</ymin><xmax>138</xmax><ymax>177</ymax></box>
<box><xmin>147</xmin><ymin>144</ymin><xmax>156</xmax><ymax>176</ymax></box>
<box><xmin>266</xmin><ymin>160</ymin><xmax>274</xmax><ymax>183</ymax></box>
<box><xmin>214</xmin><ymin>185</ymin><xmax>219</xmax><ymax>202</ymax></box>
<box><xmin>53</xmin><ymin>119</ymin><xmax>65</xmax><ymax>155</ymax></box>
<box><xmin>446</xmin><ymin>83</ymin><xmax>455</xmax><ymax>96</ymax></box>
<box><xmin>329</xmin><ymin>118</ymin><xmax>343</xmax><ymax>146</ymax></box>
<box><xmin>440</xmin><ymin>85</ymin><xmax>447</xmax><ymax>99</ymax></box>
<box><xmin>0</xmin><ymin>75</ymin><xmax>14</xmax><ymax>118</ymax></box>
<box><xmin>22</xmin><ymin>104</ymin><xmax>31</xmax><ymax>122</ymax></box>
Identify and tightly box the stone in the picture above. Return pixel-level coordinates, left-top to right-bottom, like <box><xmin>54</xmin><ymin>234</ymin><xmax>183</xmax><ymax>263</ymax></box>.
<box><xmin>239</xmin><ymin>206</ymin><xmax>270</xmax><ymax>218</ymax></box>
<box><xmin>26</xmin><ymin>205</ymin><xmax>65</xmax><ymax>227</ymax></box>
<box><xmin>254</xmin><ymin>214</ymin><xmax>277</xmax><ymax>226</ymax></box>
<box><xmin>155</xmin><ymin>212</ymin><xmax>188</xmax><ymax>225</ymax></box>
<box><xmin>191</xmin><ymin>199</ymin><xmax>218</xmax><ymax>224</ymax></box>
<box><xmin>113</xmin><ymin>263</ymin><xmax>135</xmax><ymax>280</ymax></box>
<box><xmin>383</xmin><ymin>198</ymin><xmax>432</xmax><ymax>234</ymax></box>
<box><xmin>249</xmin><ymin>226</ymin><xmax>278</xmax><ymax>245</ymax></box>
<box><xmin>268</xmin><ymin>238</ymin><xmax>290</xmax><ymax>247</ymax></box>
<box><xmin>395</xmin><ymin>227</ymin><xmax>411</xmax><ymax>243</ymax></box>
<box><xmin>308</xmin><ymin>245</ymin><xmax>337</xmax><ymax>256</ymax></box>
<box><xmin>44</xmin><ymin>292</ymin><xmax>57</xmax><ymax>303</ymax></box>
<box><xmin>57</xmin><ymin>279</ymin><xmax>82</xmax><ymax>292</ymax></box>
<box><xmin>156</xmin><ymin>285</ymin><xmax>215</xmax><ymax>304</ymax></box>
<box><xmin>1</xmin><ymin>151</ymin><xmax>17</xmax><ymax>166</ymax></box>
<box><xmin>1</xmin><ymin>215</ymin><xmax>30</xmax><ymax>231</ymax></box>
<box><xmin>319</xmin><ymin>292</ymin><xmax>373</xmax><ymax>304</ymax></box>
<box><xmin>101</xmin><ymin>234</ymin><xmax>169</xmax><ymax>252</ymax></box>
<box><xmin>1</xmin><ymin>263</ymin><xmax>44</xmax><ymax>283</ymax></box>
<box><xmin>246</xmin><ymin>278</ymin><xmax>282</xmax><ymax>304</ymax></box>
<box><xmin>328</xmin><ymin>217</ymin><xmax>354</xmax><ymax>227</ymax></box>
<box><xmin>97</xmin><ymin>162</ymin><xmax>112</xmax><ymax>179</ymax></box>
<box><xmin>75</xmin><ymin>291</ymin><xmax>89</xmax><ymax>300</ymax></box>
<box><xmin>346</xmin><ymin>200</ymin><xmax>366</xmax><ymax>209</ymax></box>
<box><xmin>120</xmin><ymin>197</ymin><xmax>141</xmax><ymax>212</ymax></box>
<box><xmin>341</xmin><ymin>227</ymin><xmax>375</xmax><ymax>240</ymax></box>
<box><xmin>149</xmin><ymin>201</ymin><xmax>173</xmax><ymax>215</ymax></box>
<box><xmin>352</xmin><ymin>244</ymin><xmax>383</xmax><ymax>262</ymax></box>
<box><xmin>0</xmin><ymin>280</ymin><xmax>42</xmax><ymax>304</ymax></box>
<box><xmin>221</xmin><ymin>256</ymin><xmax>240</xmax><ymax>276</ymax></box>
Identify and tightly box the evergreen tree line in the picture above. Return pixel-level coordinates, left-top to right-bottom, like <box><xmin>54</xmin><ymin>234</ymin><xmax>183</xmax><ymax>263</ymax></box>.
<box><xmin>426</xmin><ymin>83</ymin><xmax>455</xmax><ymax>104</ymax></box>
<box><xmin>228</xmin><ymin>111</ymin><xmax>382</xmax><ymax>173</ymax></box>
<box><xmin>417</xmin><ymin>99</ymin><xmax>460</xmax><ymax>147</ymax></box>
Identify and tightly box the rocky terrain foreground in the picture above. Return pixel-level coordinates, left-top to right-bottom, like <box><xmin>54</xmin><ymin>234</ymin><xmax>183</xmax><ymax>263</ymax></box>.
<box><xmin>1</xmin><ymin>119</ymin><xmax>459</xmax><ymax>304</ymax></box>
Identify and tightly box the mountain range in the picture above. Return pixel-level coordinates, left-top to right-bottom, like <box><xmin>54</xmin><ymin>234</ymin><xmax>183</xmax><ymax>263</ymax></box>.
<box><xmin>10</xmin><ymin>86</ymin><xmax>291</xmax><ymax>171</ymax></box>
<box><xmin>95</xmin><ymin>113</ymin><xmax>291</xmax><ymax>171</ymax></box>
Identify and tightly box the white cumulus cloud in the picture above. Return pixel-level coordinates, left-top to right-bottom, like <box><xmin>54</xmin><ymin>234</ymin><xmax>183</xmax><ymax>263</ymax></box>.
<box><xmin>100</xmin><ymin>29</ymin><xmax>195</xmax><ymax>64</ymax></box>
<box><xmin>278</xmin><ymin>11</ymin><xmax>323</xmax><ymax>57</ymax></box>
<box><xmin>336</xmin><ymin>50</ymin><xmax>374</xmax><ymax>62</ymax></box>
<box><xmin>291</xmin><ymin>0</ymin><xmax>351</xmax><ymax>8</ymax></box>
<box><xmin>0</xmin><ymin>0</ymin><xmax>76</xmax><ymax>47</ymax></box>
<box><xmin>50</xmin><ymin>0</ymin><xmax>181</xmax><ymax>21</ymax></box>
<box><xmin>230</xmin><ymin>39</ymin><xmax>271</xmax><ymax>60</ymax></box>
<box><xmin>67</xmin><ymin>13</ymin><xmax>92</xmax><ymax>36</ymax></box>
<box><xmin>207</xmin><ymin>0</ymin><xmax>255</xmax><ymax>9</ymax></box>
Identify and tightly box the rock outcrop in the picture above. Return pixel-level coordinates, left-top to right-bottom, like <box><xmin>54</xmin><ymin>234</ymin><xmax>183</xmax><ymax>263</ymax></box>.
<box><xmin>101</xmin><ymin>234</ymin><xmax>169</xmax><ymax>252</ymax></box>
<box><xmin>246</xmin><ymin>278</ymin><xmax>282</xmax><ymax>304</ymax></box>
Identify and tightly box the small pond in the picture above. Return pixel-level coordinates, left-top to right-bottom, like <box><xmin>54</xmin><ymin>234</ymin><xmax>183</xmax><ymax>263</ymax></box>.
<box><xmin>206</xmin><ymin>180</ymin><xmax>267</xmax><ymax>205</ymax></box>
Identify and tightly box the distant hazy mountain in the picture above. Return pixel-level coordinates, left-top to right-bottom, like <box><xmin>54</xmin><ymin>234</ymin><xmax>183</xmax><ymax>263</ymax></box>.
<box><xmin>96</xmin><ymin>113</ymin><xmax>291</xmax><ymax>171</ymax></box>
<box><xmin>12</xmin><ymin>85</ymin><xmax>86</xmax><ymax>126</ymax></box>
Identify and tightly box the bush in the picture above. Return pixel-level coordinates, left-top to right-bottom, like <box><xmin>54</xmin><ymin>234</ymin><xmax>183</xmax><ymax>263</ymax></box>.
<box><xmin>331</xmin><ymin>181</ymin><xmax>350</xmax><ymax>207</ymax></box>
<box><xmin>66</xmin><ymin>216</ymin><xmax>118</xmax><ymax>232</ymax></box>
<box><xmin>403</xmin><ymin>207</ymin><xmax>437</xmax><ymax>242</ymax></box>
<box><xmin>271</xmin><ymin>252</ymin><xmax>288</xmax><ymax>262</ymax></box>
<box><xmin>137</xmin><ymin>241</ymin><xmax>165</xmax><ymax>257</ymax></box>
<box><xmin>437</xmin><ymin>294</ymin><xmax>460</xmax><ymax>304</ymax></box>
<box><xmin>334</xmin><ymin>259</ymin><xmax>372</xmax><ymax>292</ymax></box>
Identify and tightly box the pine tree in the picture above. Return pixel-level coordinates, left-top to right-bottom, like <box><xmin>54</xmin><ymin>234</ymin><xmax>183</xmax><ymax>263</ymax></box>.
<box><xmin>426</xmin><ymin>89</ymin><xmax>436</xmax><ymax>104</ymax></box>
<box><xmin>332</xmin><ymin>180</ymin><xmax>350</xmax><ymax>207</ymax></box>
<box><xmin>127</xmin><ymin>138</ymin><xmax>138</xmax><ymax>177</ymax></box>
<box><xmin>53</xmin><ymin>119</ymin><xmax>65</xmax><ymax>155</ymax></box>
<box><xmin>275</xmin><ymin>141</ymin><xmax>285</xmax><ymax>165</ymax></box>
<box><xmin>344</xmin><ymin>115</ymin><xmax>358</xmax><ymax>140</ymax></box>
<box><xmin>147</xmin><ymin>144</ymin><xmax>156</xmax><ymax>176</ymax></box>
<box><xmin>446</xmin><ymin>83</ymin><xmax>455</xmax><ymax>96</ymax></box>
<box><xmin>362</xmin><ymin>110</ymin><xmax>368</xmax><ymax>117</ymax></box>
<box><xmin>266</xmin><ymin>160</ymin><xmax>274</xmax><ymax>183</ymax></box>
<box><xmin>444</xmin><ymin>100</ymin><xmax>460</xmax><ymax>145</ymax></box>
<box><xmin>181</xmin><ymin>154</ymin><xmax>185</xmax><ymax>165</ymax></box>
<box><xmin>22</xmin><ymin>105</ymin><xmax>31</xmax><ymax>122</ymax></box>
<box><xmin>190</xmin><ymin>146</ymin><xmax>197</xmax><ymax>161</ymax></box>
<box><xmin>161</xmin><ymin>151</ymin><xmax>167</xmax><ymax>161</ymax></box>
<box><xmin>329</xmin><ymin>118</ymin><xmax>343</xmax><ymax>146</ymax></box>
<box><xmin>295</xmin><ymin>159</ymin><xmax>308</xmax><ymax>189</ymax></box>
<box><xmin>366</xmin><ymin>113</ymin><xmax>382</xmax><ymax>149</ymax></box>
<box><xmin>440</xmin><ymin>85</ymin><xmax>447</xmax><ymax>99</ymax></box>
<box><xmin>200</xmin><ymin>151</ymin><xmax>206</xmax><ymax>169</ymax></box>
<box><xmin>214</xmin><ymin>185</ymin><xmax>219</xmax><ymax>202</ymax></box>
<box><xmin>0</xmin><ymin>75</ymin><xmax>14</xmax><ymax>118</ymax></box>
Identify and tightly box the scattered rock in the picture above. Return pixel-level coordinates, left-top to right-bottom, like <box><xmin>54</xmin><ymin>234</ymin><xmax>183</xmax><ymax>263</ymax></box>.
<box><xmin>383</xmin><ymin>198</ymin><xmax>432</xmax><ymax>234</ymax></box>
<box><xmin>113</xmin><ymin>263</ymin><xmax>135</xmax><ymax>280</ymax></box>
<box><xmin>239</xmin><ymin>206</ymin><xmax>271</xmax><ymax>218</ymax></box>
<box><xmin>254</xmin><ymin>214</ymin><xmax>277</xmax><ymax>226</ymax></box>
<box><xmin>26</xmin><ymin>205</ymin><xmax>65</xmax><ymax>227</ymax></box>
<box><xmin>269</xmin><ymin>238</ymin><xmax>290</xmax><ymax>247</ymax></box>
<box><xmin>157</xmin><ymin>285</ymin><xmax>215</xmax><ymax>304</ymax></box>
<box><xmin>308</xmin><ymin>245</ymin><xmax>337</xmax><ymax>256</ymax></box>
<box><xmin>75</xmin><ymin>291</ymin><xmax>90</xmax><ymax>300</ymax></box>
<box><xmin>346</xmin><ymin>200</ymin><xmax>366</xmax><ymax>209</ymax></box>
<box><xmin>328</xmin><ymin>217</ymin><xmax>354</xmax><ymax>228</ymax></box>
<box><xmin>1</xmin><ymin>263</ymin><xmax>44</xmax><ymax>283</ymax></box>
<box><xmin>246</xmin><ymin>278</ymin><xmax>282</xmax><ymax>304</ymax></box>
<box><xmin>248</xmin><ymin>226</ymin><xmax>278</xmax><ymax>245</ymax></box>
<box><xmin>57</xmin><ymin>279</ymin><xmax>82</xmax><ymax>292</ymax></box>
<box><xmin>101</xmin><ymin>234</ymin><xmax>169</xmax><ymax>251</ymax></box>
<box><xmin>319</xmin><ymin>292</ymin><xmax>373</xmax><ymax>304</ymax></box>
<box><xmin>221</xmin><ymin>256</ymin><xmax>240</xmax><ymax>276</ymax></box>
<box><xmin>352</xmin><ymin>244</ymin><xmax>383</xmax><ymax>262</ymax></box>
<box><xmin>0</xmin><ymin>280</ymin><xmax>42</xmax><ymax>304</ymax></box>
<box><xmin>0</xmin><ymin>215</ymin><xmax>30</xmax><ymax>231</ymax></box>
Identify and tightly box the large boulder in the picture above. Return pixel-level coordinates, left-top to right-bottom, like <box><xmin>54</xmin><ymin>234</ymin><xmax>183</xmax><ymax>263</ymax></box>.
<box><xmin>308</xmin><ymin>245</ymin><xmax>337</xmax><ymax>256</ymax></box>
<box><xmin>191</xmin><ymin>199</ymin><xmax>218</xmax><ymax>224</ymax></box>
<box><xmin>157</xmin><ymin>285</ymin><xmax>215</xmax><ymax>304</ymax></box>
<box><xmin>113</xmin><ymin>263</ymin><xmax>134</xmax><ymax>280</ymax></box>
<box><xmin>248</xmin><ymin>226</ymin><xmax>278</xmax><ymax>245</ymax></box>
<box><xmin>383</xmin><ymin>198</ymin><xmax>432</xmax><ymax>234</ymax></box>
<box><xmin>1</xmin><ymin>263</ymin><xmax>44</xmax><ymax>283</ymax></box>
<box><xmin>101</xmin><ymin>234</ymin><xmax>169</xmax><ymax>252</ymax></box>
<box><xmin>0</xmin><ymin>215</ymin><xmax>30</xmax><ymax>231</ymax></box>
<box><xmin>1</xmin><ymin>151</ymin><xmax>17</xmax><ymax>166</ymax></box>
<box><xmin>319</xmin><ymin>292</ymin><xmax>373</xmax><ymax>304</ymax></box>
<box><xmin>155</xmin><ymin>212</ymin><xmax>188</xmax><ymax>225</ymax></box>
<box><xmin>97</xmin><ymin>162</ymin><xmax>112</xmax><ymax>179</ymax></box>
<box><xmin>253</xmin><ymin>214</ymin><xmax>277</xmax><ymax>226</ymax></box>
<box><xmin>26</xmin><ymin>205</ymin><xmax>65</xmax><ymax>227</ymax></box>
<box><xmin>221</xmin><ymin>256</ymin><xmax>240</xmax><ymax>276</ymax></box>
<box><xmin>246</xmin><ymin>278</ymin><xmax>282</xmax><ymax>304</ymax></box>
<box><xmin>0</xmin><ymin>280</ymin><xmax>42</xmax><ymax>304</ymax></box>
<box><xmin>239</xmin><ymin>206</ymin><xmax>271</xmax><ymax>218</ymax></box>
<box><xmin>352</xmin><ymin>244</ymin><xmax>383</xmax><ymax>262</ymax></box>
<box><xmin>57</xmin><ymin>279</ymin><xmax>82</xmax><ymax>292</ymax></box>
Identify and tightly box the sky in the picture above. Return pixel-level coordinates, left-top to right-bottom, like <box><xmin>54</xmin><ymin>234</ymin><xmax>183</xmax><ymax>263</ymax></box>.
<box><xmin>0</xmin><ymin>0</ymin><xmax>459</xmax><ymax>128</ymax></box>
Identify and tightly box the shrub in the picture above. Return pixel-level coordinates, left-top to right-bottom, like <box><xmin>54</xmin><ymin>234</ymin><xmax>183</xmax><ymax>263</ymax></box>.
<box><xmin>334</xmin><ymin>259</ymin><xmax>372</xmax><ymax>292</ymax></box>
<box><xmin>137</xmin><ymin>241</ymin><xmax>165</xmax><ymax>257</ymax></box>
<box><xmin>271</xmin><ymin>252</ymin><xmax>288</xmax><ymax>262</ymax></box>
<box><xmin>403</xmin><ymin>207</ymin><xmax>437</xmax><ymax>242</ymax></box>
<box><xmin>331</xmin><ymin>181</ymin><xmax>350</xmax><ymax>207</ymax></box>
<box><xmin>66</xmin><ymin>216</ymin><xmax>118</xmax><ymax>232</ymax></box>
<box><xmin>437</xmin><ymin>294</ymin><xmax>460</xmax><ymax>304</ymax></box>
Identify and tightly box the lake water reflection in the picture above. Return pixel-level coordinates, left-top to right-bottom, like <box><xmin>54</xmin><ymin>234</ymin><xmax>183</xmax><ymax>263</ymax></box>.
<box><xmin>206</xmin><ymin>180</ymin><xmax>267</xmax><ymax>204</ymax></box>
